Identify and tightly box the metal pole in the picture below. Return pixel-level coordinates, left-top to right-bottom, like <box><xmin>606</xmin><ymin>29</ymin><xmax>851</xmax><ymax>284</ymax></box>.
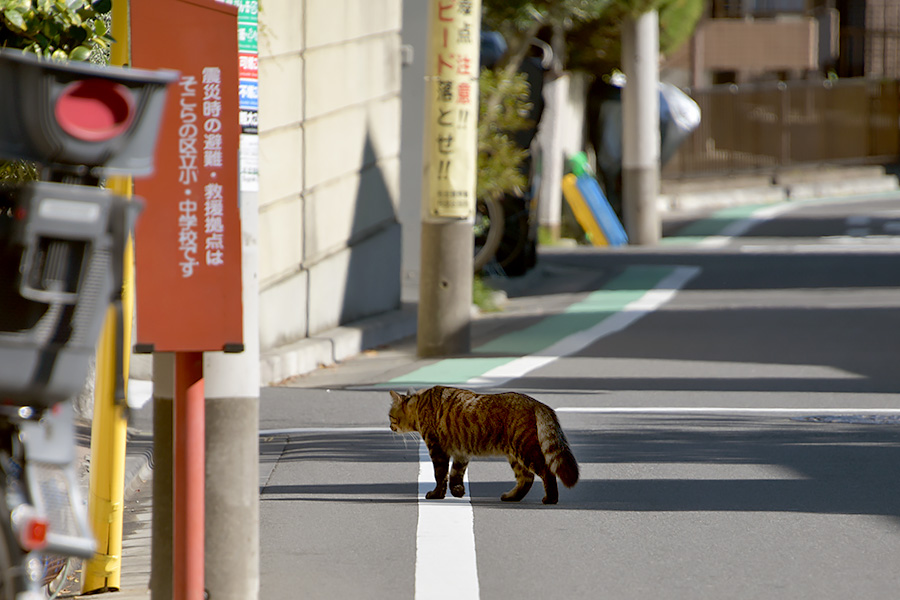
<box><xmin>83</xmin><ymin>305</ymin><xmax>128</xmax><ymax>592</ymax></box>
<box><xmin>621</xmin><ymin>10</ymin><xmax>661</xmax><ymax>245</ymax></box>
<box><xmin>173</xmin><ymin>351</ymin><xmax>205</xmax><ymax>600</ymax></box>
<box><xmin>417</xmin><ymin>0</ymin><xmax>482</xmax><ymax>357</ymax></box>
<box><xmin>151</xmin><ymin>352</ymin><xmax>174</xmax><ymax>600</ymax></box>
<box><xmin>83</xmin><ymin>0</ymin><xmax>132</xmax><ymax>590</ymax></box>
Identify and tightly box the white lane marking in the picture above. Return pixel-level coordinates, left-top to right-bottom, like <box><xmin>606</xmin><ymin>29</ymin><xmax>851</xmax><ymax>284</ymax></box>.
<box><xmin>416</xmin><ymin>440</ymin><xmax>479</xmax><ymax>600</ymax></box>
<box><xmin>699</xmin><ymin>203</ymin><xmax>795</xmax><ymax>248</ymax></box>
<box><xmin>739</xmin><ymin>243</ymin><xmax>900</xmax><ymax>254</ymax></box>
<box><xmin>259</xmin><ymin>426</ymin><xmax>388</xmax><ymax>436</ymax></box>
<box><xmin>558</xmin><ymin>407</ymin><xmax>900</xmax><ymax>416</ymax></box>
<box><xmin>258</xmin><ymin>427</ymin><xmax>480</xmax><ymax>598</ymax></box>
<box><xmin>465</xmin><ymin>266</ymin><xmax>701</xmax><ymax>389</ymax></box>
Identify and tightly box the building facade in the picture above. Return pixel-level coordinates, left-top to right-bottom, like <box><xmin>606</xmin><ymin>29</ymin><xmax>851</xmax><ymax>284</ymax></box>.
<box><xmin>257</xmin><ymin>0</ymin><xmax>404</xmax><ymax>382</ymax></box>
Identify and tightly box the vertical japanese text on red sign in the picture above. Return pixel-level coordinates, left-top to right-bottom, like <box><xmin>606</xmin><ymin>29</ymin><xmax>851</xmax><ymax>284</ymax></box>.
<box><xmin>177</xmin><ymin>76</ymin><xmax>199</xmax><ymax>278</ymax></box>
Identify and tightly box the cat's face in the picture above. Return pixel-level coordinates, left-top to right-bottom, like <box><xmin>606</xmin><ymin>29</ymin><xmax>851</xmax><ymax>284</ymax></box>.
<box><xmin>389</xmin><ymin>390</ymin><xmax>416</xmax><ymax>433</ymax></box>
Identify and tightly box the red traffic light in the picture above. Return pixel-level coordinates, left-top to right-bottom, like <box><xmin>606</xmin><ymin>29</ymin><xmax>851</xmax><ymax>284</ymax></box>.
<box><xmin>0</xmin><ymin>48</ymin><xmax>178</xmax><ymax>174</ymax></box>
<box><xmin>54</xmin><ymin>79</ymin><xmax>135</xmax><ymax>142</ymax></box>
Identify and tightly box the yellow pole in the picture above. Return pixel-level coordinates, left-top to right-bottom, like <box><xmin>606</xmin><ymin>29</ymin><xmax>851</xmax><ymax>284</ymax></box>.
<box><xmin>83</xmin><ymin>0</ymin><xmax>133</xmax><ymax>591</ymax></box>
<box><xmin>83</xmin><ymin>302</ymin><xmax>129</xmax><ymax>591</ymax></box>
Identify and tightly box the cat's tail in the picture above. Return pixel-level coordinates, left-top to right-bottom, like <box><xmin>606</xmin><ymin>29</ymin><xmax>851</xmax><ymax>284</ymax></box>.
<box><xmin>536</xmin><ymin>408</ymin><xmax>579</xmax><ymax>488</ymax></box>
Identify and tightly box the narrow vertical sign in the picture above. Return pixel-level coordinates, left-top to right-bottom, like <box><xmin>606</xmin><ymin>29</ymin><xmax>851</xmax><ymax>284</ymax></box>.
<box><xmin>220</xmin><ymin>0</ymin><xmax>259</xmax><ymax>193</ymax></box>
<box><xmin>131</xmin><ymin>0</ymin><xmax>243</xmax><ymax>352</ymax></box>
<box><xmin>424</xmin><ymin>0</ymin><xmax>481</xmax><ymax>220</ymax></box>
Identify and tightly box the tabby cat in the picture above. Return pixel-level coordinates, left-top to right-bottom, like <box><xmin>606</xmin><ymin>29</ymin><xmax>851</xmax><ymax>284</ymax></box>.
<box><xmin>388</xmin><ymin>386</ymin><xmax>579</xmax><ymax>504</ymax></box>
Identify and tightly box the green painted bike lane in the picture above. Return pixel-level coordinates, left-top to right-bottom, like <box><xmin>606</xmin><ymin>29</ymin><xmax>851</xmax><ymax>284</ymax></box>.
<box><xmin>388</xmin><ymin>191</ymin><xmax>899</xmax><ymax>388</ymax></box>
<box><xmin>388</xmin><ymin>265</ymin><xmax>677</xmax><ymax>387</ymax></box>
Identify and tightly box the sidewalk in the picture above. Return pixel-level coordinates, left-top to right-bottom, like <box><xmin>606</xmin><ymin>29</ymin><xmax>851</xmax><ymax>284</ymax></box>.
<box><xmin>63</xmin><ymin>395</ymin><xmax>154</xmax><ymax>599</ymax></box>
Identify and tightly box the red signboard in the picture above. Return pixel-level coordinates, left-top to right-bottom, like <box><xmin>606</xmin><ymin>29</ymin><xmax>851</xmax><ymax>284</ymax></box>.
<box><xmin>131</xmin><ymin>0</ymin><xmax>243</xmax><ymax>352</ymax></box>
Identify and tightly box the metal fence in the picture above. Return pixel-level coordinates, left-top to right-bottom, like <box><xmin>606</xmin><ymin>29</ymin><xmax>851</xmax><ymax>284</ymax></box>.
<box><xmin>663</xmin><ymin>78</ymin><xmax>900</xmax><ymax>179</ymax></box>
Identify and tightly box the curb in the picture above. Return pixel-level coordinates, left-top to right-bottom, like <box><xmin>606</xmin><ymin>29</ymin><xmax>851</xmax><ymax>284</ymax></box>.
<box><xmin>659</xmin><ymin>170</ymin><xmax>899</xmax><ymax>213</ymax></box>
<box><xmin>260</xmin><ymin>302</ymin><xmax>418</xmax><ymax>385</ymax></box>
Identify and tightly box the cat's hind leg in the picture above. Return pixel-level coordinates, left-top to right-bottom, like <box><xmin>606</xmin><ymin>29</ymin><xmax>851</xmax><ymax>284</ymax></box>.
<box><xmin>449</xmin><ymin>457</ymin><xmax>469</xmax><ymax>498</ymax></box>
<box><xmin>500</xmin><ymin>458</ymin><xmax>534</xmax><ymax>502</ymax></box>
<box><xmin>540</xmin><ymin>469</ymin><xmax>559</xmax><ymax>505</ymax></box>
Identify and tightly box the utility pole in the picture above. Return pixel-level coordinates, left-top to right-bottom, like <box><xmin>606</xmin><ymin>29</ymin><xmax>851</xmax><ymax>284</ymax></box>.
<box><xmin>204</xmin><ymin>190</ymin><xmax>260</xmax><ymax>600</ymax></box>
<box><xmin>417</xmin><ymin>0</ymin><xmax>482</xmax><ymax>357</ymax></box>
<box><xmin>205</xmin><ymin>1</ymin><xmax>260</xmax><ymax>598</ymax></box>
<box><xmin>621</xmin><ymin>10</ymin><xmax>661</xmax><ymax>245</ymax></box>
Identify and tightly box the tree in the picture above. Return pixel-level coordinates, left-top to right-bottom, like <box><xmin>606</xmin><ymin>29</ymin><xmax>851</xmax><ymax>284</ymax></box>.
<box><xmin>0</xmin><ymin>0</ymin><xmax>113</xmax><ymax>60</ymax></box>
<box><xmin>481</xmin><ymin>1</ymin><xmax>611</xmax><ymax>121</ymax></box>
<box><xmin>566</xmin><ymin>0</ymin><xmax>704</xmax><ymax>75</ymax></box>
<box><xmin>0</xmin><ymin>0</ymin><xmax>114</xmax><ymax>181</ymax></box>
<box><xmin>482</xmin><ymin>0</ymin><xmax>704</xmax><ymax>77</ymax></box>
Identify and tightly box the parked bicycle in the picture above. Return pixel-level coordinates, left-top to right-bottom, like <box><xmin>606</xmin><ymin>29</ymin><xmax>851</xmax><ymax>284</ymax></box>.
<box><xmin>0</xmin><ymin>49</ymin><xmax>175</xmax><ymax>599</ymax></box>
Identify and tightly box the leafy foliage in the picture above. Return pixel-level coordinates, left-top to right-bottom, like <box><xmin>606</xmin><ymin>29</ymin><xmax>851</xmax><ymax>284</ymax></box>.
<box><xmin>482</xmin><ymin>0</ymin><xmax>704</xmax><ymax>76</ymax></box>
<box><xmin>0</xmin><ymin>160</ymin><xmax>37</xmax><ymax>181</ymax></box>
<box><xmin>566</xmin><ymin>0</ymin><xmax>704</xmax><ymax>74</ymax></box>
<box><xmin>482</xmin><ymin>0</ymin><xmax>611</xmax><ymax>46</ymax></box>
<box><xmin>0</xmin><ymin>0</ymin><xmax>113</xmax><ymax>61</ymax></box>
<box><xmin>476</xmin><ymin>68</ymin><xmax>531</xmax><ymax>202</ymax></box>
<box><xmin>0</xmin><ymin>0</ymin><xmax>113</xmax><ymax>181</ymax></box>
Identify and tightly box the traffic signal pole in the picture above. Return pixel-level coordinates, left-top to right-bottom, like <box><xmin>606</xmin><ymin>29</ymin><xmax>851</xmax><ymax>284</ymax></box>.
<box><xmin>83</xmin><ymin>0</ymin><xmax>134</xmax><ymax>590</ymax></box>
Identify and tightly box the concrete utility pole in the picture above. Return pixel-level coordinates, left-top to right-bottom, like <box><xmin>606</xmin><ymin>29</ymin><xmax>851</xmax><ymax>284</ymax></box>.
<box><xmin>417</xmin><ymin>0</ymin><xmax>482</xmax><ymax>357</ymax></box>
<box><xmin>621</xmin><ymin>10</ymin><xmax>661</xmax><ymax>245</ymax></box>
<box><xmin>204</xmin><ymin>189</ymin><xmax>260</xmax><ymax>600</ymax></box>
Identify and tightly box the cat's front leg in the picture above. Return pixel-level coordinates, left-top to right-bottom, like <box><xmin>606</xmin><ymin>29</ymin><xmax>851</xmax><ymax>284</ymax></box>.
<box><xmin>426</xmin><ymin>441</ymin><xmax>449</xmax><ymax>499</ymax></box>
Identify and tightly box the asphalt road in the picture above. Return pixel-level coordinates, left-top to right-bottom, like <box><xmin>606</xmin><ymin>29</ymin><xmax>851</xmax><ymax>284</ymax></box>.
<box><xmin>258</xmin><ymin>192</ymin><xmax>900</xmax><ymax>599</ymax></box>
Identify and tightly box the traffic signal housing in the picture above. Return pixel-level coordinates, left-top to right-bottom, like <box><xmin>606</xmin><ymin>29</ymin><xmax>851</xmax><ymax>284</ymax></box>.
<box><xmin>0</xmin><ymin>49</ymin><xmax>178</xmax><ymax>406</ymax></box>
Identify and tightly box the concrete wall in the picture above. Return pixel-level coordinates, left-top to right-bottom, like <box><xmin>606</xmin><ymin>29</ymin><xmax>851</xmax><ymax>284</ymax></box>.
<box><xmin>257</xmin><ymin>1</ymin><xmax>403</xmax><ymax>365</ymax></box>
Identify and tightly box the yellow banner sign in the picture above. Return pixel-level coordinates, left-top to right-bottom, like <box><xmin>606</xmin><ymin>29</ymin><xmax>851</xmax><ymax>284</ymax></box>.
<box><xmin>423</xmin><ymin>0</ymin><xmax>481</xmax><ymax>221</ymax></box>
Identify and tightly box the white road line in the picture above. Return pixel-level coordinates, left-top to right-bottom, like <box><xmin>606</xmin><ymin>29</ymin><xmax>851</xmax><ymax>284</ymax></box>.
<box><xmin>699</xmin><ymin>203</ymin><xmax>795</xmax><ymax>248</ymax></box>
<box><xmin>258</xmin><ymin>427</ymin><xmax>481</xmax><ymax>598</ymax></box>
<box><xmin>464</xmin><ymin>266</ymin><xmax>701</xmax><ymax>389</ymax></box>
<box><xmin>416</xmin><ymin>440</ymin><xmax>479</xmax><ymax>600</ymax></box>
<box><xmin>259</xmin><ymin>426</ymin><xmax>388</xmax><ymax>436</ymax></box>
<box><xmin>558</xmin><ymin>407</ymin><xmax>900</xmax><ymax>416</ymax></box>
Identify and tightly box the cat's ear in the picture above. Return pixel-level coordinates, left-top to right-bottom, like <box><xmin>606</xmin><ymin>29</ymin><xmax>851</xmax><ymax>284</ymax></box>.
<box><xmin>389</xmin><ymin>390</ymin><xmax>402</xmax><ymax>402</ymax></box>
<box><xmin>406</xmin><ymin>387</ymin><xmax>417</xmax><ymax>397</ymax></box>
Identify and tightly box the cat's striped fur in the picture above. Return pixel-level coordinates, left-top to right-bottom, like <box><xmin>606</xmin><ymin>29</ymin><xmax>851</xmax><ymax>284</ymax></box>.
<box><xmin>389</xmin><ymin>385</ymin><xmax>579</xmax><ymax>504</ymax></box>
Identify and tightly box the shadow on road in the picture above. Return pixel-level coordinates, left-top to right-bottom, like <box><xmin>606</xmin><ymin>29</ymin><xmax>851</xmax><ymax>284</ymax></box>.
<box><xmin>259</xmin><ymin>419</ymin><xmax>900</xmax><ymax>521</ymax></box>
